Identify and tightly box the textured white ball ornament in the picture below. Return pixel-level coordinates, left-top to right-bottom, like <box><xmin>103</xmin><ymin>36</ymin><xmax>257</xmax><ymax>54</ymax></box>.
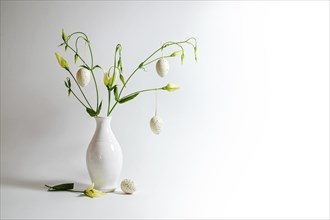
<box><xmin>155</xmin><ymin>58</ymin><xmax>169</xmax><ymax>77</ymax></box>
<box><xmin>76</xmin><ymin>68</ymin><xmax>91</xmax><ymax>87</ymax></box>
<box><xmin>150</xmin><ymin>115</ymin><xmax>164</xmax><ymax>135</ymax></box>
<box><xmin>120</xmin><ymin>179</ymin><xmax>136</xmax><ymax>194</ymax></box>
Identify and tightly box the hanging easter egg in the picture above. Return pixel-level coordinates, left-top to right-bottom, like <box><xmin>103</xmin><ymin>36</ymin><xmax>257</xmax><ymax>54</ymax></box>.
<box><xmin>76</xmin><ymin>68</ymin><xmax>91</xmax><ymax>87</ymax></box>
<box><xmin>155</xmin><ymin>58</ymin><xmax>169</xmax><ymax>77</ymax></box>
<box><xmin>150</xmin><ymin>115</ymin><xmax>164</xmax><ymax>135</ymax></box>
<box><xmin>121</xmin><ymin>179</ymin><xmax>136</xmax><ymax>194</ymax></box>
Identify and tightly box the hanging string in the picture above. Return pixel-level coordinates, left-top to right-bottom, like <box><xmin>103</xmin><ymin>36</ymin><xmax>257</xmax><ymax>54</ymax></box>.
<box><xmin>155</xmin><ymin>90</ymin><xmax>158</xmax><ymax>116</ymax></box>
<box><xmin>161</xmin><ymin>41</ymin><xmax>164</xmax><ymax>58</ymax></box>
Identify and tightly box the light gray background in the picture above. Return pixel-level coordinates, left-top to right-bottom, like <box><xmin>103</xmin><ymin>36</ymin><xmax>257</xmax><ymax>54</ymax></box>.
<box><xmin>1</xmin><ymin>1</ymin><xmax>329</xmax><ymax>219</ymax></box>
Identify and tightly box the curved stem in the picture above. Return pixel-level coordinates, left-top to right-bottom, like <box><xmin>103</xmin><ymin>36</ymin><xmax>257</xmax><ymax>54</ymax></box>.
<box><xmin>143</xmin><ymin>55</ymin><xmax>172</xmax><ymax>66</ymax></box>
<box><xmin>165</xmin><ymin>41</ymin><xmax>184</xmax><ymax>52</ymax></box>
<box><xmin>75</xmin><ymin>36</ymin><xmax>85</xmax><ymax>53</ymax></box>
<box><xmin>67</xmin><ymin>32</ymin><xmax>88</xmax><ymax>41</ymax></box>
<box><xmin>108</xmin><ymin>42</ymin><xmax>180</xmax><ymax>116</ymax></box>
<box><xmin>65</xmin><ymin>38</ymin><xmax>99</xmax><ymax>112</ymax></box>
<box><xmin>65</xmin><ymin>44</ymin><xmax>89</xmax><ymax>68</ymax></box>
<box><xmin>107</xmin><ymin>67</ymin><xmax>140</xmax><ymax>115</ymax></box>
<box><xmin>107</xmin><ymin>39</ymin><xmax>195</xmax><ymax>116</ymax></box>
<box><xmin>186</xmin><ymin>37</ymin><xmax>197</xmax><ymax>45</ymax></box>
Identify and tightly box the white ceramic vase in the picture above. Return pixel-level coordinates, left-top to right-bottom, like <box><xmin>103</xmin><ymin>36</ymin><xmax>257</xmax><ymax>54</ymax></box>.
<box><xmin>86</xmin><ymin>117</ymin><xmax>123</xmax><ymax>192</ymax></box>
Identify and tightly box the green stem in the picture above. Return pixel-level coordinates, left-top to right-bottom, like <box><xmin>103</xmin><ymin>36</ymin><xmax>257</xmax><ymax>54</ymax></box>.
<box><xmin>108</xmin><ymin>41</ymin><xmax>182</xmax><ymax>116</ymax></box>
<box><xmin>134</xmin><ymin>87</ymin><xmax>162</xmax><ymax>94</ymax></box>
<box><xmin>67</xmin><ymin>32</ymin><xmax>88</xmax><ymax>41</ymax></box>
<box><xmin>71</xmin><ymin>90</ymin><xmax>88</xmax><ymax>108</ymax></box>
<box><xmin>67</xmin><ymin>69</ymin><xmax>93</xmax><ymax>110</ymax></box>
<box><xmin>87</xmin><ymin>42</ymin><xmax>99</xmax><ymax>110</ymax></box>
<box><xmin>107</xmin><ymin>89</ymin><xmax>111</xmax><ymax>116</ymax></box>
<box><xmin>65</xmin><ymin>36</ymin><xmax>99</xmax><ymax>113</ymax></box>
<box><xmin>66</xmin><ymin>44</ymin><xmax>89</xmax><ymax>67</ymax></box>
<box><xmin>143</xmin><ymin>55</ymin><xmax>172</xmax><ymax>66</ymax></box>
<box><xmin>106</xmin><ymin>39</ymin><xmax>195</xmax><ymax>116</ymax></box>
<box><xmin>107</xmin><ymin>49</ymin><xmax>118</xmax><ymax>114</ymax></box>
<box><xmin>74</xmin><ymin>36</ymin><xmax>85</xmax><ymax>53</ymax></box>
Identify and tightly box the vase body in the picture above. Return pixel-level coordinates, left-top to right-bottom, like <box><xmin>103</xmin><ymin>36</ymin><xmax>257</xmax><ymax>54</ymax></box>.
<box><xmin>86</xmin><ymin>117</ymin><xmax>123</xmax><ymax>192</ymax></box>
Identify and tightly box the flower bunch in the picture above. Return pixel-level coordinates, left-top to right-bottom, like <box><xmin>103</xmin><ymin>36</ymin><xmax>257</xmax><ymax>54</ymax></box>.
<box><xmin>55</xmin><ymin>29</ymin><xmax>197</xmax><ymax>117</ymax></box>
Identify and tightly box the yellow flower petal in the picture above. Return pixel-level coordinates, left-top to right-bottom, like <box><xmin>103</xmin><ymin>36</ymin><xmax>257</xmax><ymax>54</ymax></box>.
<box><xmin>84</xmin><ymin>183</ymin><xmax>105</xmax><ymax>198</ymax></box>
<box><xmin>162</xmin><ymin>83</ymin><xmax>180</xmax><ymax>92</ymax></box>
<box><xmin>103</xmin><ymin>73</ymin><xmax>112</xmax><ymax>87</ymax></box>
<box><xmin>55</xmin><ymin>52</ymin><xmax>69</xmax><ymax>71</ymax></box>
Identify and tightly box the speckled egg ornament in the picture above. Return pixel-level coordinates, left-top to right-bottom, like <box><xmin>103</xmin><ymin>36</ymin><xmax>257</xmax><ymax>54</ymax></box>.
<box><xmin>150</xmin><ymin>91</ymin><xmax>164</xmax><ymax>135</ymax></box>
<box><xmin>155</xmin><ymin>58</ymin><xmax>169</xmax><ymax>77</ymax></box>
<box><xmin>121</xmin><ymin>179</ymin><xmax>136</xmax><ymax>194</ymax></box>
<box><xmin>150</xmin><ymin>115</ymin><xmax>164</xmax><ymax>135</ymax></box>
<box><xmin>76</xmin><ymin>68</ymin><xmax>91</xmax><ymax>87</ymax></box>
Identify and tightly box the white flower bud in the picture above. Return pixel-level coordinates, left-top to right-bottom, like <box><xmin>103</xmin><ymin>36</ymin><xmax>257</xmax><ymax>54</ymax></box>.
<box><xmin>150</xmin><ymin>115</ymin><xmax>164</xmax><ymax>135</ymax></box>
<box><xmin>155</xmin><ymin>58</ymin><xmax>169</xmax><ymax>77</ymax></box>
<box><xmin>76</xmin><ymin>68</ymin><xmax>91</xmax><ymax>87</ymax></box>
<box><xmin>121</xmin><ymin>179</ymin><xmax>136</xmax><ymax>194</ymax></box>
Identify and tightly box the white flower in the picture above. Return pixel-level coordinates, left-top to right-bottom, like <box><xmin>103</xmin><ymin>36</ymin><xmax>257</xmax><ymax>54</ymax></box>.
<box><xmin>150</xmin><ymin>115</ymin><xmax>164</xmax><ymax>135</ymax></box>
<box><xmin>155</xmin><ymin>58</ymin><xmax>169</xmax><ymax>77</ymax></box>
<box><xmin>76</xmin><ymin>68</ymin><xmax>91</xmax><ymax>87</ymax></box>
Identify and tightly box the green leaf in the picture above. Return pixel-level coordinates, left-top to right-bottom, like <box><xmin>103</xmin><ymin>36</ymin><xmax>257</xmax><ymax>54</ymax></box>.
<box><xmin>55</xmin><ymin>52</ymin><xmax>69</xmax><ymax>71</ymax></box>
<box><xmin>181</xmin><ymin>52</ymin><xmax>185</xmax><ymax>64</ymax></box>
<box><xmin>64</xmin><ymin>81</ymin><xmax>68</xmax><ymax>88</ymax></box>
<box><xmin>58</xmin><ymin>42</ymin><xmax>65</xmax><ymax>47</ymax></box>
<box><xmin>116</xmin><ymin>44</ymin><xmax>121</xmax><ymax>52</ymax></box>
<box><xmin>96</xmin><ymin>101</ymin><xmax>103</xmax><ymax>116</ymax></box>
<box><xmin>194</xmin><ymin>46</ymin><xmax>198</xmax><ymax>61</ymax></box>
<box><xmin>47</xmin><ymin>183</ymin><xmax>74</xmax><ymax>191</ymax></box>
<box><xmin>68</xmin><ymin>89</ymin><xmax>72</xmax><ymax>96</ymax></box>
<box><xmin>80</xmin><ymin>65</ymin><xmax>91</xmax><ymax>70</ymax></box>
<box><xmin>117</xmin><ymin>57</ymin><xmax>122</xmax><ymax>73</ymax></box>
<box><xmin>138</xmin><ymin>62</ymin><xmax>144</xmax><ymax>69</ymax></box>
<box><xmin>67</xmin><ymin>78</ymin><xmax>71</xmax><ymax>87</ymax></box>
<box><xmin>86</xmin><ymin>107</ymin><xmax>97</xmax><ymax>117</ymax></box>
<box><xmin>65</xmin><ymin>45</ymin><xmax>68</xmax><ymax>52</ymax></box>
<box><xmin>92</xmin><ymin>65</ymin><xmax>102</xmax><ymax>70</ymax></box>
<box><xmin>74</xmin><ymin>54</ymin><xmax>79</xmax><ymax>64</ymax></box>
<box><xmin>109</xmin><ymin>85</ymin><xmax>116</xmax><ymax>92</ymax></box>
<box><xmin>113</xmin><ymin>85</ymin><xmax>119</xmax><ymax>101</ymax></box>
<box><xmin>119</xmin><ymin>74</ymin><xmax>125</xmax><ymax>86</ymax></box>
<box><xmin>110</xmin><ymin>70</ymin><xmax>117</xmax><ymax>86</ymax></box>
<box><xmin>119</xmin><ymin>92</ymin><xmax>139</xmax><ymax>104</ymax></box>
<box><xmin>61</xmin><ymin>28</ymin><xmax>67</xmax><ymax>42</ymax></box>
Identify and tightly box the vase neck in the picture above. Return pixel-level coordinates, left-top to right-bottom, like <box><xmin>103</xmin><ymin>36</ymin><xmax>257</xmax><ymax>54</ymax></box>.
<box><xmin>95</xmin><ymin>117</ymin><xmax>112</xmax><ymax>133</ymax></box>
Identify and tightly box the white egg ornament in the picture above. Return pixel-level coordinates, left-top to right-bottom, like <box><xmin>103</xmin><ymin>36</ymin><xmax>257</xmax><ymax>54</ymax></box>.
<box><xmin>150</xmin><ymin>115</ymin><xmax>164</xmax><ymax>135</ymax></box>
<box><xmin>121</xmin><ymin>179</ymin><xmax>136</xmax><ymax>194</ymax></box>
<box><xmin>155</xmin><ymin>58</ymin><xmax>169</xmax><ymax>77</ymax></box>
<box><xmin>76</xmin><ymin>68</ymin><xmax>91</xmax><ymax>87</ymax></box>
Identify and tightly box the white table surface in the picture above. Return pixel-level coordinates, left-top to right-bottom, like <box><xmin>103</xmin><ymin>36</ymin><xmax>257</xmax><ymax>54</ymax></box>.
<box><xmin>1</xmin><ymin>1</ymin><xmax>329</xmax><ymax>219</ymax></box>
